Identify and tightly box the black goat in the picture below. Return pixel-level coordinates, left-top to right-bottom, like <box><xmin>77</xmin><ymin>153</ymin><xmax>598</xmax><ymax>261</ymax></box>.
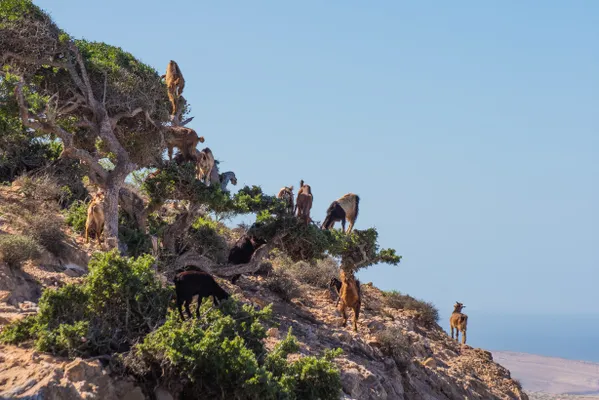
<box><xmin>322</xmin><ymin>201</ymin><xmax>347</xmax><ymax>231</ymax></box>
<box><xmin>174</xmin><ymin>270</ymin><xmax>229</xmax><ymax>320</ymax></box>
<box><xmin>329</xmin><ymin>277</ymin><xmax>342</xmax><ymax>306</ymax></box>
<box><xmin>228</xmin><ymin>234</ymin><xmax>266</xmax><ymax>265</ymax></box>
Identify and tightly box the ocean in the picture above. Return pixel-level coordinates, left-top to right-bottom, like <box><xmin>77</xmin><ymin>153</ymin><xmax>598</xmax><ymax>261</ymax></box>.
<box><xmin>438</xmin><ymin>311</ymin><xmax>599</xmax><ymax>363</ymax></box>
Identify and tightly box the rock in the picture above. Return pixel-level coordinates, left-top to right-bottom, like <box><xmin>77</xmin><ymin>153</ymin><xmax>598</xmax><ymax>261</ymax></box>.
<box><xmin>63</xmin><ymin>264</ymin><xmax>86</xmax><ymax>277</ymax></box>
<box><xmin>155</xmin><ymin>387</ymin><xmax>174</xmax><ymax>400</ymax></box>
<box><xmin>421</xmin><ymin>357</ymin><xmax>437</xmax><ymax>368</ymax></box>
<box><xmin>267</xmin><ymin>327</ymin><xmax>279</xmax><ymax>338</ymax></box>
<box><xmin>122</xmin><ymin>386</ymin><xmax>145</xmax><ymax>400</ymax></box>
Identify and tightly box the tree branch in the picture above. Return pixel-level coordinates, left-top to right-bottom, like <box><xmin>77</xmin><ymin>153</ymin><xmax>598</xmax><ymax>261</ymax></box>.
<box><xmin>1</xmin><ymin>52</ymin><xmax>65</xmax><ymax>69</ymax></box>
<box><xmin>14</xmin><ymin>81</ymin><xmax>108</xmax><ymax>182</ymax></box>
<box><xmin>111</xmin><ymin>107</ymin><xmax>143</xmax><ymax>128</ymax></box>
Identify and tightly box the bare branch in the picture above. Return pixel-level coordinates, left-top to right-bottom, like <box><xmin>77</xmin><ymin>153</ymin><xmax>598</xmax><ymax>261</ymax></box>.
<box><xmin>1</xmin><ymin>52</ymin><xmax>65</xmax><ymax>69</ymax></box>
<box><xmin>71</xmin><ymin>43</ymin><xmax>96</xmax><ymax>106</ymax></box>
<box><xmin>14</xmin><ymin>81</ymin><xmax>108</xmax><ymax>182</ymax></box>
<box><xmin>179</xmin><ymin>116</ymin><xmax>195</xmax><ymax>127</ymax></box>
<box><xmin>111</xmin><ymin>107</ymin><xmax>143</xmax><ymax>127</ymax></box>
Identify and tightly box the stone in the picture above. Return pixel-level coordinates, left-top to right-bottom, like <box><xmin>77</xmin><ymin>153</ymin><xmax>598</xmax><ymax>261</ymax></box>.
<box><xmin>155</xmin><ymin>386</ymin><xmax>174</xmax><ymax>400</ymax></box>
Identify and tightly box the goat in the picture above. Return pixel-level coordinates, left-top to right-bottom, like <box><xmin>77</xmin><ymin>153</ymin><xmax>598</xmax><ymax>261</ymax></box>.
<box><xmin>196</xmin><ymin>147</ymin><xmax>215</xmax><ymax>185</ymax></box>
<box><xmin>337</xmin><ymin>269</ymin><xmax>361</xmax><ymax>332</ymax></box>
<box><xmin>174</xmin><ymin>269</ymin><xmax>229</xmax><ymax>320</ymax></box>
<box><xmin>85</xmin><ymin>191</ymin><xmax>105</xmax><ymax>245</ymax></box>
<box><xmin>220</xmin><ymin>171</ymin><xmax>237</xmax><ymax>192</ymax></box>
<box><xmin>162</xmin><ymin>60</ymin><xmax>185</xmax><ymax>116</ymax></box>
<box><xmin>294</xmin><ymin>180</ymin><xmax>313</xmax><ymax>225</ymax></box>
<box><xmin>164</xmin><ymin>126</ymin><xmax>204</xmax><ymax>162</ymax></box>
<box><xmin>228</xmin><ymin>234</ymin><xmax>267</xmax><ymax>265</ymax></box>
<box><xmin>329</xmin><ymin>277</ymin><xmax>342</xmax><ymax>305</ymax></box>
<box><xmin>277</xmin><ymin>186</ymin><xmax>294</xmax><ymax>214</ymax></box>
<box><xmin>322</xmin><ymin>193</ymin><xmax>360</xmax><ymax>233</ymax></box>
<box><xmin>450</xmin><ymin>301</ymin><xmax>468</xmax><ymax>344</ymax></box>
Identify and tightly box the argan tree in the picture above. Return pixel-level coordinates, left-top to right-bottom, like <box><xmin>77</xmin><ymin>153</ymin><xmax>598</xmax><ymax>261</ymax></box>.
<box><xmin>1</xmin><ymin>0</ymin><xmax>171</xmax><ymax>248</ymax></box>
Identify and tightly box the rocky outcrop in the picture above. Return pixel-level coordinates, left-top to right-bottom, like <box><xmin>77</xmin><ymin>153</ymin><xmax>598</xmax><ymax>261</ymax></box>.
<box><xmin>0</xmin><ymin>346</ymin><xmax>144</xmax><ymax>399</ymax></box>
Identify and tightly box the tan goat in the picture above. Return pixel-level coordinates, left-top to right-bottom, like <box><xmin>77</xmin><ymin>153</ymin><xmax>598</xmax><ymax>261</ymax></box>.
<box><xmin>294</xmin><ymin>180</ymin><xmax>313</xmax><ymax>225</ymax></box>
<box><xmin>164</xmin><ymin>126</ymin><xmax>204</xmax><ymax>162</ymax></box>
<box><xmin>338</xmin><ymin>269</ymin><xmax>361</xmax><ymax>332</ymax></box>
<box><xmin>85</xmin><ymin>191</ymin><xmax>105</xmax><ymax>245</ymax></box>
<box><xmin>450</xmin><ymin>301</ymin><xmax>468</xmax><ymax>344</ymax></box>
<box><xmin>277</xmin><ymin>186</ymin><xmax>294</xmax><ymax>214</ymax></box>
<box><xmin>196</xmin><ymin>147</ymin><xmax>215</xmax><ymax>185</ymax></box>
<box><xmin>322</xmin><ymin>193</ymin><xmax>360</xmax><ymax>233</ymax></box>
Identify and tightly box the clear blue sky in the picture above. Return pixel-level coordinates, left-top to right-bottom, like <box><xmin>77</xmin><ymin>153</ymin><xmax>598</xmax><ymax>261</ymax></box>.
<box><xmin>35</xmin><ymin>1</ymin><xmax>598</xmax><ymax>318</ymax></box>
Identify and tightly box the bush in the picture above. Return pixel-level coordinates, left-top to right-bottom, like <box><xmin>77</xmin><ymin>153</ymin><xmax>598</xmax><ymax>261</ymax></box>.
<box><xmin>0</xmin><ymin>315</ymin><xmax>37</xmax><ymax>344</ymax></box>
<box><xmin>14</xmin><ymin>174</ymin><xmax>66</xmax><ymax>202</ymax></box>
<box><xmin>284</xmin><ymin>257</ymin><xmax>339</xmax><ymax>289</ymax></box>
<box><xmin>0</xmin><ymin>233</ymin><xmax>41</xmax><ymax>268</ymax></box>
<box><xmin>383</xmin><ymin>291</ymin><xmax>439</xmax><ymax>327</ymax></box>
<box><xmin>375</xmin><ymin>326</ymin><xmax>411</xmax><ymax>371</ymax></box>
<box><xmin>22</xmin><ymin>211</ymin><xmax>66</xmax><ymax>255</ymax></box>
<box><xmin>264</xmin><ymin>270</ymin><xmax>301</xmax><ymax>302</ymax></box>
<box><xmin>64</xmin><ymin>199</ymin><xmax>88</xmax><ymax>233</ymax></box>
<box><xmin>184</xmin><ymin>216</ymin><xmax>229</xmax><ymax>262</ymax></box>
<box><xmin>1</xmin><ymin>251</ymin><xmax>171</xmax><ymax>356</ymax></box>
<box><xmin>124</xmin><ymin>301</ymin><xmax>342</xmax><ymax>400</ymax></box>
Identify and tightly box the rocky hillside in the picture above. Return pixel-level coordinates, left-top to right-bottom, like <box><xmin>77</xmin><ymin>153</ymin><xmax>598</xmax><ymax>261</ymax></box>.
<box><xmin>0</xmin><ymin>186</ymin><xmax>528</xmax><ymax>400</ymax></box>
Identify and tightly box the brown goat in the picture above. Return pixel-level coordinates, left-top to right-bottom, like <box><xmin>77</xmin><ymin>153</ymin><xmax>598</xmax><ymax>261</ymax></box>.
<box><xmin>450</xmin><ymin>301</ymin><xmax>468</xmax><ymax>344</ymax></box>
<box><xmin>277</xmin><ymin>186</ymin><xmax>294</xmax><ymax>214</ymax></box>
<box><xmin>337</xmin><ymin>269</ymin><xmax>361</xmax><ymax>332</ymax></box>
<box><xmin>162</xmin><ymin>60</ymin><xmax>185</xmax><ymax>116</ymax></box>
<box><xmin>164</xmin><ymin>126</ymin><xmax>204</xmax><ymax>162</ymax></box>
<box><xmin>85</xmin><ymin>191</ymin><xmax>105</xmax><ymax>245</ymax></box>
<box><xmin>294</xmin><ymin>180</ymin><xmax>313</xmax><ymax>225</ymax></box>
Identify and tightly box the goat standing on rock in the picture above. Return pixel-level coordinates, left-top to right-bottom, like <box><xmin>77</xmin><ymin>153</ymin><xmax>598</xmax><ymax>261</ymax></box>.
<box><xmin>174</xmin><ymin>270</ymin><xmax>230</xmax><ymax>320</ymax></box>
<box><xmin>337</xmin><ymin>269</ymin><xmax>361</xmax><ymax>332</ymax></box>
<box><xmin>85</xmin><ymin>191</ymin><xmax>105</xmax><ymax>245</ymax></box>
<box><xmin>450</xmin><ymin>301</ymin><xmax>468</xmax><ymax>344</ymax></box>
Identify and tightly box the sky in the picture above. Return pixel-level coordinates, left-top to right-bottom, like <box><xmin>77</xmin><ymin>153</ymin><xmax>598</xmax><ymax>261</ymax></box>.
<box><xmin>34</xmin><ymin>1</ymin><xmax>598</xmax><ymax>328</ymax></box>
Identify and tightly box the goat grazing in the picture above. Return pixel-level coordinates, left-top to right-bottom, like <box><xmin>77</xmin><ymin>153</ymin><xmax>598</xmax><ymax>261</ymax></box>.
<box><xmin>294</xmin><ymin>180</ymin><xmax>313</xmax><ymax>225</ymax></box>
<box><xmin>220</xmin><ymin>171</ymin><xmax>237</xmax><ymax>192</ymax></box>
<box><xmin>450</xmin><ymin>301</ymin><xmax>468</xmax><ymax>344</ymax></box>
<box><xmin>337</xmin><ymin>269</ymin><xmax>361</xmax><ymax>332</ymax></box>
<box><xmin>85</xmin><ymin>191</ymin><xmax>105</xmax><ymax>245</ymax></box>
<box><xmin>196</xmin><ymin>147</ymin><xmax>215</xmax><ymax>185</ymax></box>
<box><xmin>174</xmin><ymin>270</ymin><xmax>230</xmax><ymax>320</ymax></box>
<box><xmin>277</xmin><ymin>186</ymin><xmax>294</xmax><ymax>214</ymax></box>
<box><xmin>322</xmin><ymin>193</ymin><xmax>360</xmax><ymax>233</ymax></box>
<box><xmin>228</xmin><ymin>234</ymin><xmax>266</xmax><ymax>265</ymax></box>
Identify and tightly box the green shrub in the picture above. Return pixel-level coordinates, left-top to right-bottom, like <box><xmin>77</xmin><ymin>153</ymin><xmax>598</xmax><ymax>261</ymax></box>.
<box><xmin>383</xmin><ymin>290</ymin><xmax>439</xmax><ymax>327</ymax></box>
<box><xmin>0</xmin><ymin>233</ymin><xmax>41</xmax><ymax>268</ymax></box>
<box><xmin>1</xmin><ymin>251</ymin><xmax>171</xmax><ymax>356</ymax></box>
<box><xmin>183</xmin><ymin>216</ymin><xmax>229</xmax><ymax>262</ymax></box>
<box><xmin>64</xmin><ymin>199</ymin><xmax>88</xmax><ymax>233</ymax></box>
<box><xmin>0</xmin><ymin>315</ymin><xmax>37</xmax><ymax>344</ymax></box>
<box><xmin>375</xmin><ymin>326</ymin><xmax>411</xmax><ymax>370</ymax></box>
<box><xmin>125</xmin><ymin>302</ymin><xmax>342</xmax><ymax>400</ymax></box>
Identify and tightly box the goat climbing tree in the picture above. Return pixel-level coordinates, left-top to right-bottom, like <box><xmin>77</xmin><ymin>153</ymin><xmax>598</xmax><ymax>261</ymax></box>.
<box><xmin>0</xmin><ymin>0</ymin><xmax>171</xmax><ymax>248</ymax></box>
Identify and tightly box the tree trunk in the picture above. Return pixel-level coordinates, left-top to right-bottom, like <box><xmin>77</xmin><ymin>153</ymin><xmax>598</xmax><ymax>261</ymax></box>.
<box><xmin>103</xmin><ymin>182</ymin><xmax>121</xmax><ymax>250</ymax></box>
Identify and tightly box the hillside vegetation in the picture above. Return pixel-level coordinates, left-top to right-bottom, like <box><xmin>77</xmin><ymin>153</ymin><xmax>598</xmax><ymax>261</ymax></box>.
<box><xmin>0</xmin><ymin>1</ymin><xmax>528</xmax><ymax>399</ymax></box>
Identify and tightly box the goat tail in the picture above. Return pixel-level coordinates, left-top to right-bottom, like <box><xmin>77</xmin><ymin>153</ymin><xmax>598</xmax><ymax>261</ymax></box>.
<box><xmin>354</xmin><ymin>195</ymin><xmax>360</xmax><ymax>219</ymax></box>
<box><xmin>300</xmin><ymin>179</ymin><xmax>304</xmax><ymax>188</ymax></box>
